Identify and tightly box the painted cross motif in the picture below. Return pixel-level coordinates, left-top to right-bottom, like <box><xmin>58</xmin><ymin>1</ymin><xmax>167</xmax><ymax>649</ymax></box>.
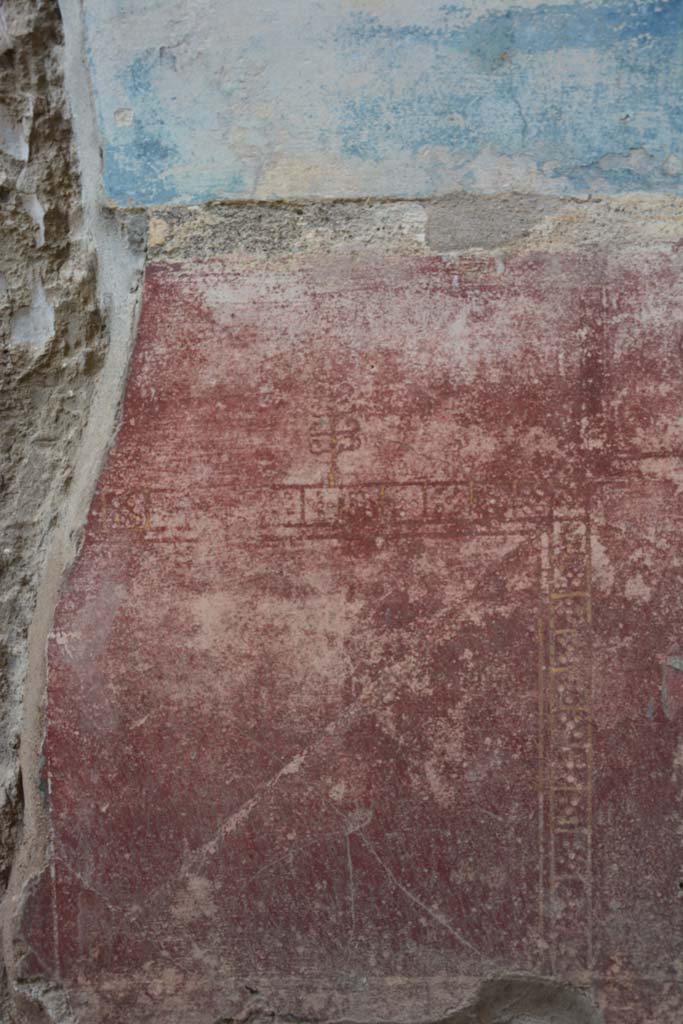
<box><xmin>308</xmin><ymin>411</ymin><xmax>361</xmax><ymax>486</ymax></box>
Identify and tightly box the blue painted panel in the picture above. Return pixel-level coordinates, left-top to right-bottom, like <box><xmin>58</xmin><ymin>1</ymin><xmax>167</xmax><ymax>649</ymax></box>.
<box><xmin>83</xmin><ymin>0</ymin><xmax>683</xmax><ymax>204</ymax></box>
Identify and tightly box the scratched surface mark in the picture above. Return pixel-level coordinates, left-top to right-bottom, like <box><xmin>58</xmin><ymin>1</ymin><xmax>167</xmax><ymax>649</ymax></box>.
<box><xmin>24</xmin><ymin>250</ymin><xmax>683</xmax><ymax>1022</ymax></box>
<box><xmin>84</xmin><ymin>0</ymin><xmax>683</xmax><ymax>204</ymax></box>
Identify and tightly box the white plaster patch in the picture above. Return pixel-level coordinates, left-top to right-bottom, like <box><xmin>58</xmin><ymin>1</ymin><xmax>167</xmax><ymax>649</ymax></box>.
<box><xmin>0</xmin><ymin>103</ymin><xmax>29</xmax><ymax>160</ymax></box>
<box><xmin>10</xmin><ymin>278</ymin><xmax>55</xmax><ymax>353</ymax></box>
<box><xmin>21</xmin><ymin>192</ymin><xmax>45</xmax><ymax>246</ymax></box>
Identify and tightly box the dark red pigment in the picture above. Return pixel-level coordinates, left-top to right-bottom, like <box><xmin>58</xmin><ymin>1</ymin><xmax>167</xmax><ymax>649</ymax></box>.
<box><xmin>23</xmin><ymin>251</ymin><xmax>683</xmax><ymax>1023</ymax></box>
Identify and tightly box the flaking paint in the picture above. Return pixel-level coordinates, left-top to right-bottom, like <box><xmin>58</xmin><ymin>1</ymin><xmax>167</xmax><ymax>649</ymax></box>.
<box><xmin>84</xmin><ymin>0</ymin><xmax>683</xmax><ymax>204</ymax></box>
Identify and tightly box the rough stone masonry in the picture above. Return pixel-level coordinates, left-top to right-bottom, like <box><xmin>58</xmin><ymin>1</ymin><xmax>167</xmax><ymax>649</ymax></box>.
<box><xmin>2</xmin><ymin>1</ymin><xmax>683</xmax><ymax>1023</ymax></box>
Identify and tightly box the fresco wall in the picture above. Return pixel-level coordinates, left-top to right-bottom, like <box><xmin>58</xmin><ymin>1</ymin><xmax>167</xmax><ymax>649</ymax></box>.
<box><xmin>13</xmin><ymin>2</ymin><xmax>683</xmax><ymax>1023</ymax></box>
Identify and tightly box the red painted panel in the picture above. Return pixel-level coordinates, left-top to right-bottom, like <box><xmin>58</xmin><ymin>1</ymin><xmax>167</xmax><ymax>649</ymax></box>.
<box><xmin>27</xmin><ymin>250</ymin><xmax>683</xmax><ymax>1022</ymax></box>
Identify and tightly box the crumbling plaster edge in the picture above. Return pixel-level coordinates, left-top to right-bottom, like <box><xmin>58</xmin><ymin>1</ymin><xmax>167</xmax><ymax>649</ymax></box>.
<box><xmin>1</xmin><ymin>0</ymin><xmax>147</xmax><ymax>1017</ymax></box>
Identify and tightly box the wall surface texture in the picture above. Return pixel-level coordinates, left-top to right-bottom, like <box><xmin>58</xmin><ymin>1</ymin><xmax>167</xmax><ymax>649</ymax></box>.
<box><xmin>85</xmin><ymin>0</ymin><xmax>683</xmax><ymax>203</ymax></box>
<box><xmin>2</xmin><ymin>2</ymin><xmax>683</xmax><ymax>1024</ymax></box>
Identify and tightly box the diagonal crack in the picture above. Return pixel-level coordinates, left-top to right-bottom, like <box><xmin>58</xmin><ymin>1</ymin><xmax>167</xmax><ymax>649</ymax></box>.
<box><xmin>356</xmin><ymin>831</ymin><xmax>482</xmax><ymax>958</ymax></box>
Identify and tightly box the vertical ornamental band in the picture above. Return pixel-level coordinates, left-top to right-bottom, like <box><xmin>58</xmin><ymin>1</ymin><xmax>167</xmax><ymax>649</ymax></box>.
<box><xmin>545</xmin><ymin>509</ymin><xmax>593</xmax><ymax>974</ymax></box>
